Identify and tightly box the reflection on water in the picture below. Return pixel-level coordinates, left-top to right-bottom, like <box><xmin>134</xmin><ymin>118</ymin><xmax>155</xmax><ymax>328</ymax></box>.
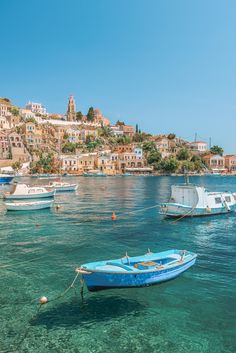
<box><xmin>0</xmin><ymin>176</ymin><xmax>235</xmax><ymax>353</ymax></box>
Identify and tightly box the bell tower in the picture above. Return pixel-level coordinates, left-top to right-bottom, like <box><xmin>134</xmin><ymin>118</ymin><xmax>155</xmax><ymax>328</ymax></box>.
<box><xmin>66</xmin><ymin>95</ymin><xmax>76</xmax><ymax>121</ymax></box>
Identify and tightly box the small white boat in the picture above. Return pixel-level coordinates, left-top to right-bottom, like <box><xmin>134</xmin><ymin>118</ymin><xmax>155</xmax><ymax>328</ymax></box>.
<box><xmin>3</xmin><ymin>183</ymin><xmax>55</xmax><ymax>200</ymax></box>
<box><xmin>5</xmin><ymin>200</ymin><xmax>54</xmax><ymax>211</ymax></box>
<box><xmin>46</xmin><ymin>181</ymin><xmax>78</xmax><ymax>192</ymax></box>
<box><xmin>160</xmin><ymin>180</ymin><xmax>236</xmax><ymax>218</ymax></box>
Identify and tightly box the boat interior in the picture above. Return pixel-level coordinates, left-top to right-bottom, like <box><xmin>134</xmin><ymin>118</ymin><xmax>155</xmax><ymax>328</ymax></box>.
<box><xmin>83</xmin><ymin>251</ymin><xmax>193</xmax><ymax>272</ymax></box>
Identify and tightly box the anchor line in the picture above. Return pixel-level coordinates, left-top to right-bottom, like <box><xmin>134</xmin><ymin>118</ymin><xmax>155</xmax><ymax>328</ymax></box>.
<box><xmin>40</xmin><ymin>272</ymin><xmax>80</xmax><ymax>305</ymax></box>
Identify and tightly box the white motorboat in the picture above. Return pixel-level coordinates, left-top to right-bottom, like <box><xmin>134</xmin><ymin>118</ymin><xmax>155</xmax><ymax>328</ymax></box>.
<box><xmin>3</xmin><ymin>183</ymin><xmax>55</xmax><ymax>200</ymax></box>
<box><xmin>5</xmin><ymin>200</ymin><xmax>54</xmax><ymax>211</ymax></box>
<box><xmin>160</xmin><ymin>181</ymin><xmax>236</xmax><ymax>218</ymax></box>
<box><xmin>46</xmin><ymin>181</ymin><xmax>78</xmax><ymax>192</ymax></box>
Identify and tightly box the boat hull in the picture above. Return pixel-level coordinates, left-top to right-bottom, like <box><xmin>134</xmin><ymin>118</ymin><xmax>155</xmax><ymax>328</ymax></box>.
<box><xmin>4</xmin><ymin>190</ymin><xmax>55</xmax><ymax>200</ymax></box>
<box><xmin>160</xmin><ymin>203</ymin><xmax>236</xmax><ymax>218</ymax></box>
<box><xmin>5</xmin><ymin>200</ymin><xmax>54</xmax><ymax>211</ymax></box>
<box><xmin>54</xmin><ymin>185</ymin><xmax>78</xmax><ymax>192</ymax></box>
<box><xmin>0</xmin><ymin>175</ymin><xmax>14</xmax><ymax>184</ymax></box>
<box><xmin>81</xmin><ymin>258</ymin><xmax>196</xmax><ymax>291</ymax></box>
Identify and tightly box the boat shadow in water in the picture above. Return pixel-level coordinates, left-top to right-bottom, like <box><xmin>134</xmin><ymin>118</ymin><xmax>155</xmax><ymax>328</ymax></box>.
<box><xmin>30</xmin><ymin>295</ymin><xmax>146</xmax><ymax>329</ymax></box>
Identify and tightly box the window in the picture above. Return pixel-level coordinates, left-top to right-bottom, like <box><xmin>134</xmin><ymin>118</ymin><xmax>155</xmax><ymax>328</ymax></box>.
<box><xmin>215</xmin><ymin>197</ymin><xmax>222</xmax><ymax>204</ymax></box>
<box><xmin>225</xmin><ymin>196</ymin><xmax>231</xmax><ymax>202</ymax></box>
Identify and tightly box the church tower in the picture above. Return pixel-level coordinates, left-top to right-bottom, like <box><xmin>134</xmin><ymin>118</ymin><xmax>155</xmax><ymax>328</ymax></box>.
<box><xmin>66</xmin><ymin>95</ymin><xmax>76</xmax><ymax>121</ymax></box>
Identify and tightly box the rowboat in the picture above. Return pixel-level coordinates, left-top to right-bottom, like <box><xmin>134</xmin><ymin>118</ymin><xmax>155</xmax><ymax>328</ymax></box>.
<box><xmin>3</xmin><ymin>183</ymin><xmax>55</xmax><ymax>200</ymax></box>
<box><xmin>45</xmin><ymin>181</ymin><xmax>78</xmax><ymax>192</ymax></box>
<box><xmin>76</xmin><ymin>249</ymin><xmax>197</xmax><ymax>291</ymax></box>
<box><xmin>0</xmin><ymin>174</ymin><xmax>14</xmax><ymax>184</ymax></box>
<box><xmin>5</xmin><ymin>200</ymin><xmax>54</xmax><ymax>211</ymax></box>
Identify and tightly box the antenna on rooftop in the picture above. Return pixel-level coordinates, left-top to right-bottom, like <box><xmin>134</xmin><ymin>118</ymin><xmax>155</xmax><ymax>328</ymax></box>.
<box><xmin>194</xmin><ymin>133</ymin><xmax>197</xmax><ymax>142</ymax></box>
<box><xmin>209</xmin><ymin>137</ymin><xmax>212</xmax><ymax>149</ymax></box>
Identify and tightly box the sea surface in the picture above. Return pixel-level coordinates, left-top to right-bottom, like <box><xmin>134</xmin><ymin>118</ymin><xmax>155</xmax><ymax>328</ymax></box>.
<box><xmin>0</xmin><ymin>175</ymin><xmax>235</xmax><ymax>353</ymax></box>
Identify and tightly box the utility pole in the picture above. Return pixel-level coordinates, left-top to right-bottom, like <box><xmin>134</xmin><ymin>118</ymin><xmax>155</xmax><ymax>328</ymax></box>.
<box><xmin>194</xmin><ymin>132</ymin><xmax>197</xmax><ymax>142</ymax></box>
<box><xmin>209</xmin><ymin>137</ymin><xmax>212</xmax><ymax>149</ymax></box>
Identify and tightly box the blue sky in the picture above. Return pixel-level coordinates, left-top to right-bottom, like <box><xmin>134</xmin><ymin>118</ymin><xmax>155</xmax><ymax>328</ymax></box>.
<box><xmin>1</xmin><ymin>0</ymin><xmax>236</xmax><ymax>153</ymax></box>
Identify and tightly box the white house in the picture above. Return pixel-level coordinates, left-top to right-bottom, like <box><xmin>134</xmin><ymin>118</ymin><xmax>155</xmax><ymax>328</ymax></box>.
<box><xmin>189</xmin><ymin>141</ymin><xmax>207</xmax><ymax>152</ymax></box>
<box><xmin>25</xmin><ymin>101</ymin><xmax>47</xmax><ymax>115</ymax></box>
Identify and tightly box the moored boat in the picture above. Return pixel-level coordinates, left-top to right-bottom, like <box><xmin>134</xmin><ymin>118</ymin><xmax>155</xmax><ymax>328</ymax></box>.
<box><xmin>3</xmin><ymin>183</ymin><xmax>55</xmax><ymax>200</ymax></box>
<box><xmin>160</xmin><ymin>182</ymin><xmax>236</xmax><ymax>218</ymax></box>
<box><xmin>76</xmin><ymin>249</ymin><xmax>197</xmax><ymax>291</ymax></box>
<box><xmin>45</xmin><ymin>181</ymin><xmax>78</xmax><ymax>192</ymax></box>
<box><xmin>5</xmin><ymin>200</ymin><xmax>54</xmax><ymax>211</ymax></box>
<box><xmin>0</xmin><ymin>174</ymin><xmax>14</xmax><ymax>184</ymax></box>
<box><xmin>83</xmin><ymin>171</ymin><xmax>107</xmax><ymax>177</ymax></box>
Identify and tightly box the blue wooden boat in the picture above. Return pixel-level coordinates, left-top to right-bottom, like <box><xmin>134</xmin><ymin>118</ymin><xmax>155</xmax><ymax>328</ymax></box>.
<box><xmin>0</xmin><ymin>174</ymin><xmax>14</xmax><ymax>184</ymax></box>
<box><xmin>76</xmin><ymin>249</ymin><xmax>197</xmax><ymax>291</ymax></box>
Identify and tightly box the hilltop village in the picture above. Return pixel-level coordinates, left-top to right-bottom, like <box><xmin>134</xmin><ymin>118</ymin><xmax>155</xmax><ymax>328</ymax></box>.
<box><xmin>0</xmin><ymin>96</ymin><xmax>234</xmax><ymax>175</ymax></box>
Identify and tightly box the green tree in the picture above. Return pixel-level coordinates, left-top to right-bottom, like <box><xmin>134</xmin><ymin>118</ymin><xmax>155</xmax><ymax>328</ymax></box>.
<box><xmin>10</xmin><ymin>107</ymin><xmax>19</xmax><ymax>116</ymax></box>
<box><xmin>147</xmin><ymin>150</ymin><xmax>162</xmax><ymax>165</ymax></box>
<box><xmin>62</xmin><ymin>142</ymin><xmax>77</xmax><ymax>153</ymax></box>
<box><xmin>210</xmin><ymin>145</ymin><xmax>224</xmax><ymax>156</ymax></box>
<box><xmin>116</xmin><ymin>135</ymin><xmax>132</xmax><ymax>144</ymax></box>
<box><xmin>11</xmin><ymin>161</ymin><xmax>22</xmax><ymax>172</ymax></box>
<box><xmin>76</xmin><ymin>111</ymin><xmax>83</xmax><ymax>121</ymax></box>
<box><xmin>116</xmin><ymin>120</ymin><xmax>125</xmax><ymax>126</ymax></box>
<box><xmin>142</xmin><ymin>141</ymin><xmax>157</xmax><ymax>153</ymax></box>
<box><xmin>180</xmin><ymin>160</ymin><xmax>195</xmax><ymax>172</ymax></box>
<box><xmin>159</xmin><ymin>157</ymin><xmax>179</xmax><ymax>173</ymax></box>
<box><xmin>176</xmin><ymin>148</ymin><xmax>190</xmax><ymax>161</ymax></box>
<box><xmin>87</xmin><ymin>107</ymin><xmax>95</xmax><ymax>122</ymax></box>
<box><xmin>167</xmin><ymin>133</ymin><xmax>176</xmax><ymax>140</ymax></box>
<box><xmin>30</xmin><ymin>152</ymin><xmax>58</xmax><ymax>174</ymax></box>
<box><xmin>98</xmin><ymin>126</ymin><xmax>112</xmax><ymax>138</ymax></box>
<box><xmin>25</xmin><ymin>117</ymin><xmax>37</xmax><ymax>124</ymax></box>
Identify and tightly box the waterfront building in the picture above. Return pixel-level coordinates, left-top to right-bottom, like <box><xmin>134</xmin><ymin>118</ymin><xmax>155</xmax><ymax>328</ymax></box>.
<box><xmin>0</xmin><ymin>132</ymin><xmax>10</xmax><ymax>159</ymax></box>
<box><xmin>8</xmin><ymin>132</ymin><xmax>30</xmax><ymax>162</ymax></box>
<box><xmin>66</xmin><ymin>95</ymin><xmax>76</xmax><ymax>122</ymax></box>
<box><xmin>203</xmin><ymin>154</ymin><xmax>225</xmax><ymax>173</ymax></box>
<box><xmin>25</xmin><ymin>101</ymin><xmax>47</xmax><ymax>115</ymax></box>
<box><xmin>224</xmin><ymin>155</ymin><xmax>236</xmax><ymax>172</ymax></box>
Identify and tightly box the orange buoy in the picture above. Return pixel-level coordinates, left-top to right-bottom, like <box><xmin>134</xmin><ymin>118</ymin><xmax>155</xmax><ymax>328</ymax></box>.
<box><xmin>39</xmin><ymin>296</ymin><xmax>48</xmax><ymax>305</ymax></box>
<box><xmin>111</xmin><ymin>212</ymin><xmax>117</xmax><ymax>221</ymax></box>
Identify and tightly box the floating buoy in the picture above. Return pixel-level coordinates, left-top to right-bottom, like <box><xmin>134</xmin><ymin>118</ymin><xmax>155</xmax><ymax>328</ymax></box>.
<box><xmin>55</xmin><ymin>205</ymin><xmax>61</xmax><ymax>210</ymax></box>
<box><xmin>35</xmin><ymin>224</ymin><xmax>41</xmax><ymax>227</ymax></box>
<box><xmin>206</xmin><ymin>206</ymin><xmax>211</xmax><ymax>213</ymax></box>
<box><xmin>111</xmin><ymin>212</ymin><xmax>117</xmax><ymax>221</ymax></box>
<box><xmin>39</xmin><ymin>296</ymin><xmax>48</xmax><ymax>305</ymax></box>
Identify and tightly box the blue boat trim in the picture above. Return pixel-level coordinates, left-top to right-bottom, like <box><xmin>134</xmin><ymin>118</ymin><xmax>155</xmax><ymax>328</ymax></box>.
<box><xmin>77</xmin><ymin>249</ymin><xmax>197</xmax><ymax>291</ymax></box>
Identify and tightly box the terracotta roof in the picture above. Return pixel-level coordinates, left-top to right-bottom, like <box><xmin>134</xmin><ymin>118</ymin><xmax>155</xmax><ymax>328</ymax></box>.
<box><xmin>224</xmin><ymin>155</ymin><xmax>236</xmax><ymax>158</ymax></box>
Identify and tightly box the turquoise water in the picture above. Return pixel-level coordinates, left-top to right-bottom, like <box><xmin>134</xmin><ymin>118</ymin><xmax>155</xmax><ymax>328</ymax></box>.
<box><xmin>0</xmin><ymin>176</ymin><xmax>235</xmax><ymax>353</ymax></box>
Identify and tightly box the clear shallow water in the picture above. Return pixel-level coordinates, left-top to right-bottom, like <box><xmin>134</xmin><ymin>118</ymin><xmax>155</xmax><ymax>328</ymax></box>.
<box><xmin>0</xmin><ymin>176</ymin><xmax>235</xmax><ymax>353</ymax></box>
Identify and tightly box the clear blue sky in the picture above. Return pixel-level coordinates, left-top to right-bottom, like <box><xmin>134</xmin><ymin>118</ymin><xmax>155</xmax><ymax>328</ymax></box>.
<box><xmin>1</xmin><ymin>0</ymin><xmax>236</xmax><ymax>153</ymax></box>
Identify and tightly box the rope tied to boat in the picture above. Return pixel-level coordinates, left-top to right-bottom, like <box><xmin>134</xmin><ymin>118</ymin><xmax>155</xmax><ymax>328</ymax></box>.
<box><xmin>38</xmin><ymin>272</ymin><xmax>80</xmax><ymax>306</ymax></box>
